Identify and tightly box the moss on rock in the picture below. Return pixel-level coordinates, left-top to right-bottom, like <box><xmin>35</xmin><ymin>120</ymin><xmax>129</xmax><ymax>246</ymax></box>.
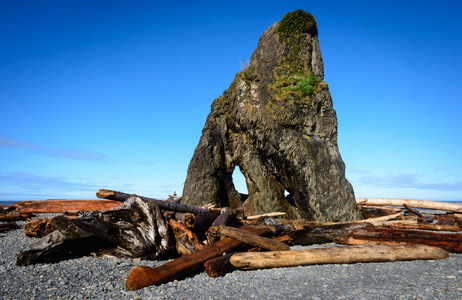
<box><xmin>277</xmin><ymin>9</ymin><xmax>317</xmax><ymax>45</ymax></box>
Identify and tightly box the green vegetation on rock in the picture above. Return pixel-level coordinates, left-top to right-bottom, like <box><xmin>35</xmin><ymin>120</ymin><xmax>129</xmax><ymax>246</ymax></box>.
<box><xmin>268</xmin><ymin>62</ymin><xmax>321</xmax><ymax>103</ymax></box>
<box><xmin>283</xmin><ymin>75</ymin><xmax>319</xmax><ymax>97</ymax></box>
<box><xmin>277</xmin><ymin>9</ymin><xmax>317</xmax><ymax>45</ymax></box>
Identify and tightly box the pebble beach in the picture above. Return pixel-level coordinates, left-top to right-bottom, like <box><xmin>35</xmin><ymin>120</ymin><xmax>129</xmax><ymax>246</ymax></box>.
<box><xmin>1</xmin><ymin>213</ymin><xmax>461</xmax><ymax>300</ymax></box>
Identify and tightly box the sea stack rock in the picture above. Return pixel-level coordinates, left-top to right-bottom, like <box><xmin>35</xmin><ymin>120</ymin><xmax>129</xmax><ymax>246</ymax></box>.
<box><xmin>182</xmin><ymin>10</ymin><xmax>362</xmax><ymax>222</ymax></box>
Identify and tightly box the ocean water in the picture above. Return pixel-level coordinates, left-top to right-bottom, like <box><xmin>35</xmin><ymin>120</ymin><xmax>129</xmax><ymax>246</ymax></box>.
<box><xmin>0</xmin><ymin>201</ymin><xmax>19</xmax><ymax>206</ymax></box>
<box><xmin>446</xmin><ymin>200</ymin><xmax>462</xmax><ymax>204</ymax></box>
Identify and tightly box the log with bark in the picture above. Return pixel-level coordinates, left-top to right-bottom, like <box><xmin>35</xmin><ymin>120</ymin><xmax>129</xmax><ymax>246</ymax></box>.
<box><xmin>333</xmin><ymin>236</ymin><xmax>406</xmax><ymax>246</ymax></box>
<box><xmin>204</xmin><ymin>253</ymin><xmax>236</xmax><ymax>278</ymax></box>
<box><xmin>229</xmin><ymin>244</ymin><xmax>449</xmax><ymax>270</ymax></box>
<box><xmin>434</xmin><ymin>214</ymin><xmax>462</xmax><ymax>228</ymax></box>
<box><xmin>174</xmin><ymin>212</ymin><xmax>196</xmax><ymax>229</ymax></box>
<box><xmin>168</xmin><ymin>218</ymin><xmax>203</xmax><ymax>256</ymax></box>
<box><xmin>17</xmin><ymin>216</ymin><xmax>118</xmax><ymax>266</ymax></box>
<box><xmin>0</xmin><ymin>212</ymin><xmax>33</xmax><ymax>222</ymax></box>
<box><xmin>356</xmin><ymin>198</ymin><xmax>462</xmax><ymax>213</ymax></box>
<box><xmin>0</xmin><ymin>222</ymin><xmax>20</xmax><ymax>232</ymax></box>
<box><xmin>17</xmin><ymin>197</ymin><xmax>174</xmax><ymax>266</ymax></box>
<box><xmin>219</xmin><ymin>226</ymin><xmax>290</xmax><ymax>251</ymax></box>
<box><xmin>403</xmin><ymin>204</ymin><xmax>423</xmax><ymax>218</ymax></box>
<box><xmin>125</xmin><ymin>227</ymin><xmax>272</xmax><ymax>291</ymax></box>
<box><xmin>24</xmin><ymin>219</ymin><xmax>57</xmax><ymax>237</ymax></box>
<box><xmin>205</xmin><ymin>208</ymin><xmax>239</xmax><ymax>244</ymax></box>
<box><xmin>203</xmin><ymin>234</ymin><xmax>293</xmax><ymax>278</ymax></box>
<box><xmin>289</xmin><ymin>222</ymin><xmax>373</xmax><ymax>245</ymax></box>
<box><xmin>357</xmin><ymin>213</ymin><xmax>403</xmax><ymax>223</ymax></box>
<box><xmin>97</xmin><ymin>189</ymin><xmax>208</xmax><ymax>215</ymax></box>
<box><xmin>343</xmin><ymin>228</ymin><xmax>462</xmax><ymax>253</ymax></box>
<box><xmin>369</xmin><ymin>220</ymin><xmax>461</xmax><ymax>232</ymax></box>
<box><xmin>273</xmin><ymin>219</ymin><xmax>322</xmax><ymax>231</ymax></box>
<box><xmin>358</xmin><ymin>205</ymin><xmax>403</xmax><ymax>219</ymax></box>
<box><xmin>321</xmin><ymin>213</ymin><xmax>404</xmax><ymax>227</ymax></box>
<box><xmin>13</xmin><ymin>200</ymin><xmax>121</xmax><ymax>213</ymax></box>
<box><xmin>97</xmin><ymin>189</ymin><xmax>220</xmax><ymax>233</ymax></box>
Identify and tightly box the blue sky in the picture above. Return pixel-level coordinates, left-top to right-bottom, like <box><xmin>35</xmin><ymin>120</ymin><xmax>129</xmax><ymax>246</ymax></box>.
<box><xmin>1</xmin><ymin>0</ymin><xmax>461</xmax><ymax>202</ymax></box>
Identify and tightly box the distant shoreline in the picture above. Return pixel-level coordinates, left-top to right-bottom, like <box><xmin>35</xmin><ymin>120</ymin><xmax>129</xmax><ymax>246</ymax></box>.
<box><xmin>1</xmin><ymin>199</ymin><xmax>462</xmax><ymax>207</ymax></box>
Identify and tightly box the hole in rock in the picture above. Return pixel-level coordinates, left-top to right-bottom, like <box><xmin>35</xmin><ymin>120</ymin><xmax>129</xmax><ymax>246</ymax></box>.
<box><xmin>231</xmin><ymin>167</ymin><xmax>248</xmax><ymax>201</ymax></box>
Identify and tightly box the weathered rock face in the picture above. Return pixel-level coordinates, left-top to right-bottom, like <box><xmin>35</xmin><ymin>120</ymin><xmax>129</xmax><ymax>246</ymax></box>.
<box><xmin>182</xmin><ymin>10</ymin><xmax>362</xmax><ymax>222</ymax></box>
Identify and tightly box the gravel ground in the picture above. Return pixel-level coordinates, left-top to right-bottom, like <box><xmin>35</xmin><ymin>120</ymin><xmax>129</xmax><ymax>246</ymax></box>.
<box><xmin>1</xmin><ymin>214</ymin><xmax>461</xmax><ymax>300</ymax></box>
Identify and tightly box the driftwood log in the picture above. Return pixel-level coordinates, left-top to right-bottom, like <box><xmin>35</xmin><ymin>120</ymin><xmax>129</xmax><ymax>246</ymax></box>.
<box><xmin>356</xmin><ymin>198</ymin><xmax>462</xmax><ymax>213</ymax></box>
<box><xmin>434</xmin><ymin>214</ymin><xmax>462</xmax><ymax>227</ymax></box>
<box><xmin>174</xmin><ymin>212</ymin><xmax>196</xmax><ymax>228</ymax></box>
<box><xmin>289</xmin><ymin>222</ymin><xmax>373</xmax><ymax>245</ymax></box>
<box><xmin>97</xmin><ymin>189</ymin><xmax>209</xmax><ymax>215</ymax></box>
<box><xmin>403</xmin><ymin>204</ymin><xmax>423</xmax><ymax>218</ymax></box>
<box><xmin>219</xmin><ymin>226</ymin><xmax>290</xmax><ymax>251</ymax></box>
<box><xmin>244</xmin><ymin>212</ymin><xmax>286</xmax><ymax>220</ymax></box>
<box><xmin>97</xmin><ymin>189</ymin><xmax>220</xmax><ymax>233</ymax></box>
<box><xmin>273</xmin><ymin>219</ymin><xmax>322</xmax><ymax>231</ymax></box>
<box><xmin>370</xmin><ymin>220</ymin><xmax>461</xmax><ymax>232</ymax></box>
<box><xmin>333</xmin><ymin>236</ymin><xmax>406</xmax><ymax>246</ymax></box>
<box><xmin>355</xmin><ymin>213</ymin><xmax>403</xmax><ymax>223</ymax></box>
<box><xmin>0</xmin><ymin>222</ymin><xmax>20</xmax><ymax>232</ymax></box>
<box><xmin>17</xmin><ymin>197</ymin><xmax>174</xmax><ymax>266</ymax></box>
<box><xmin>168</xmin><ymin>218</ymin><xmax>203</xmax><ymax>256</ymax></box>
<box><xmin>203</xmin><ymin>234</ymin><xmax>293</xmax><ymax>278</ymax></box>
<box><xmin>343</xmin><ymin>228</ymin><xmax>462</xmax><ymax>253</ymax></box>
<box><xmin>125</xmin><ymin>227</ymin><xmax>272</xmax><ymax>291</ymax></box>
<box><xmin>204</xmin><ymin>253</ymin><xmax>236</xmax><ymax>278</ymax></box>
<box><xmin>322</xmin><ymin>213</ymin><xmax>402</xmax><ymax>226</ymax></box>
<box><xmin>0</xmin><ymin>212</ymin><xmax>33</xmax><ymax>222</ymax></box>
<box><xmin>206</xmin><ymin>208</ymin><xmax>239</xmax><ymax>244</ymax></box>
<box><xmin>24</xmin><ymin>219</ymin><xmax>57</xmax><ymax>237</ymax></box>
<box><xmin>13</xmin><ymin>200</ymin><xmax>121</xmax><ymax>213</ymax></box>
<box><xmin>358</xmin><ymin>205</ymin><xmax>403</xmax><ymax>219</ymax></box>
<box><xmin>229</xmin><ymin>244</ymin><xmax>449</xmax><ymax>270</ymax></box>
<box><xmin>16</xmin><ymin>216</ymin><xmax>118</xmax><ymax>266</ymax></box>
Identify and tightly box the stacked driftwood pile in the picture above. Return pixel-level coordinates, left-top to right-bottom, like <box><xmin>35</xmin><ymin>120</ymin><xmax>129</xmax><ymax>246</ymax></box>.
<box><xmin>2</xmin><ymin>191</ymin><xmax>461</xmax><ymax>291</ymax></box>
<box><xmin>0</xmin><ymin>204</ymin><xmax>33</xmax><ymax>232</ymax></box>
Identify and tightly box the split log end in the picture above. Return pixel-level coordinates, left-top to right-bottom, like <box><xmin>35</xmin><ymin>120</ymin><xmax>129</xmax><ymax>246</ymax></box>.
<box><xmin>204</xmin><ymin>253</ymin><xmax>236</xmax><ymax>278</ymax></box>
<box><xmin>96</xmin><ymin>189</ymin><xmax>115</xmax><ymax>199</ymax></box>
<box><xmin>126</xmin><ymin>265</ymin><xmax>157</xmax><ymax>291</ymax></box>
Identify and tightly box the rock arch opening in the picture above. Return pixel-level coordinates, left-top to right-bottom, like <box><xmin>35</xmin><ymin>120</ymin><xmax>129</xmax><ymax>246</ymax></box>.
<box><xmin>231</xmin><ymin>166</ymin><xmax>248</xmax><ymax>201</ymax></box>
<box><xmin>284</xmin><ymin>189</ymin><xmax>296</xmax><ymax>207</ymax></box>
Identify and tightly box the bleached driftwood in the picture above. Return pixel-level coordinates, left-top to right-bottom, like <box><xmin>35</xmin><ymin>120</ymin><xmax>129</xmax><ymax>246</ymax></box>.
<box><xmin>16</xmin><ymin>197</ymin><xmax>173</xmax><ymax>266</ymax></box>
<box><xmin>244</xmin><ymin>212</ymin><xmax>286</xmax><ymax>220</ymax></box>
<box><xmin>229</xmin><ymin>244</ymin><xmax>449</xmax><ymax>270</ymax></box>
<box><xmin>356</xmin><ymin>198</ymin><xmax>462</xmax><ymax>213</ymax></box>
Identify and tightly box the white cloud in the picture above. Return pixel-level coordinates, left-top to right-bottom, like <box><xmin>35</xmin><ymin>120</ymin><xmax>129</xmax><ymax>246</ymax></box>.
<box><xmin>355</xmin><ymin>173</ymin><xmax>462</xmax><ymax>192</ymax></box>
<box><xmin>0</xmin><ymin>172</ymin><xmax>100</xmax><ymax>199</ymax></box>
<box><xmin>433</xmin><ymin>167</ymin><xmax>453</xmax><ymax>172</ymax></box>
<box><xmin>0</xmin><ymin>134</ymin><xmax>108</xmax><ymax>161</ymax></box>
